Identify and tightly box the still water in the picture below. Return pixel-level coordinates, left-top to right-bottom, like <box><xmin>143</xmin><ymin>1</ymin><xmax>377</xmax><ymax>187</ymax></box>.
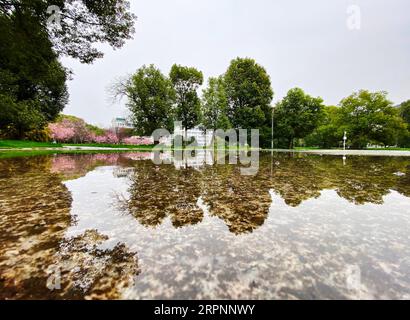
<box><xmin>0</xmin><ymin>152</ymin><xmax>409</xmax><ymax>300</ymax></box>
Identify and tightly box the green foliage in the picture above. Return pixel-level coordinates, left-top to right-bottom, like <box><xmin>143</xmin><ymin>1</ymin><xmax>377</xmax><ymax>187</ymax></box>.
<box><xmin>398</xmin><ymin>100</ymin><xmax>410</xmax><ymax>147</ymax></box>
<box><xmin>338</xmin><ymin>90</ymin><xmax>407</xmax><ymax>149</ymax></box>
<box><xmin>0</xmin><ymin>140</ymin><xmax>60</xmax><ymax>149</ymax></box>
<box><xmin>304</xmin><ymin>106</ymin><xmax>343</xmax><ymax>149</ymax></box>
<box><xmin>0</xmin><ymin>94</ymin><xmax>47</xmax><ymax>139</ymax></box>
<box><xmin>170</xmin><ymin>64</ymin><xmax>203</xmax><ymax>131</ymax></box>
<box><xmin>224</xmin><ymin>57</ymin><xmax>273</xmax><ymax>130</ymax></box>
<box><xmin>0</xmin><ymin>1</ymin><xmax>135</xmax><ymax>139</ymax></box>
<box><xmin>0</xmin><ymin>0</ymin><xmax>136</xmax><ymax>64</ymax></box>
<box><xmin>273</xmin><ymin>88</ymin><xmax>325</xmax><ymax>149</ymax></box>
<box><xmin>305</xmin><ymin>92</ymin><xmax>409</xmax><ymax>149</ymax></box>
<box><xmin>223</xmin><ymin>57</ymin><xmax>274</xmax><ymax>147</ymax></box>
<box><xmin>0</xmin><ymin>10</ymin><xmax>68</xmax><ymax>139</ymax></box>
<box><xmin>201</xmin><ymin>77</ymin><xmax>231</xmax><ymax>130</ymax></box>
<box><xmin>400</xmin><ymin>100</ymin><xmax>410</xmax><ymax>124</ymax></box>
<box><xmin>122</xmin><ymin>65</ymin><xmax>176</xmax><ymax>136</ymax></box>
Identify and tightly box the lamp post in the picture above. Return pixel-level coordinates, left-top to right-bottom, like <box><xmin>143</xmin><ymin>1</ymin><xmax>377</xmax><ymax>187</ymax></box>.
<box><xmin>343</xmin><ymin>131</ymin><xmax>347</xmax><ymax>165</ymax></box>
<box><xmin>271</xmin><ymin>104</ymin><xmax>275</xmax><ymax>176</ymax></box>
<box><xmin>271</xmin><ymin>105</ymin><xmax>275</xmax><ymax>150</ymax></box>
<box><xmin>343</xmin><ymin>131</ymin><xmax>347</xmax><ymax>151</ymax></box>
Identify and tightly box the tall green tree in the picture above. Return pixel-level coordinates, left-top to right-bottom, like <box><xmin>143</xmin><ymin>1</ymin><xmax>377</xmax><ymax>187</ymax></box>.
<box><xmin>304</xmin><ymin>106</ymin><xmax>344</xmax><ymax>149</ymax></box>
<box><xmin>338</xmin><ymin>90</ymin><xmax>407</xmax><ymax>149</ymax></box>
<box><xmin>397</xmin><ymin>100</ymin><xmax>410</xmax><ymax>147</ymax></box>
<box><xmin>0</xmin><ymin>0</ymin><xmax>135</xmax><ymax>139</ymax></box>
<box><xmin>118</xmin><ymin>65</ymin><xmax>175</xmax><ymax>136</ymax></box>
<box><xmin>273</xmin><ymin>88</ymin><xmax>325</xmax><ymax>149</ymax></box>
<box><xmin>224</xmin><ymin>57</ymin><xmax>273</xmax><ymax>146</ymax></box>
<box><xmin>224</xmin><ymin>57</ymin><xmax>273</xmax><ymax>128</ymax></box>
<box><xmin>0</xmin><ymin>0</ymin><xmax>136</xmax><ymax>64</ymax></box>
<box><xmin>169</xmin><ymin>64</ymin><xmax>203</xmax><ymax>132</ymax></box>
<box><xmin>399</xmin><ymin>100</ymin><xmax>410</xmax><ymax>125</ymax></box>
<box><xmin>0</xmin><ymin>11</ymin><xmax>68</xmax><ymax>138</ymax></box>
<box><xmin>201</xmin><ymin>76</ymin><xmax>231</xmax><ymax>130</ymax></box>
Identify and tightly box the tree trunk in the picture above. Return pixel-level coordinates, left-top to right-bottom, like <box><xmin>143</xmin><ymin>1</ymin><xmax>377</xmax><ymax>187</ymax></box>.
<box><xmin>289</xmin><ymin>138</ymin><xmax>294</xmax><ymax>150</ymax></box>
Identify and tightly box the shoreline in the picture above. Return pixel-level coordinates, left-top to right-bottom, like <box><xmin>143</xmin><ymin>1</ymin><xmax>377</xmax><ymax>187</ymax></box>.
<box><xmin>1</xmin><ymin>146</ymin><xmax>410</xmax><ymax>156</ymax></box>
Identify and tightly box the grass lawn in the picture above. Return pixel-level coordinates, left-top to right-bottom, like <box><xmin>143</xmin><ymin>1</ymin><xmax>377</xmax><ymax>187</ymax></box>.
<box><xmin>0</xmin><ymin>140</ymin><xmax>155</xmax><ymax>150</ymax></box>
<box><xmin>0</xmin><ymin>140</ymin><xmax>63</xmax><ymax>149</ymax></box>
<box><xmin>2</xmin><ymin>140</ymin><xmax>410</xmax><ymax>152</ymax></box>
<box><xmin>367</xmin><ymin>147</ymin><xmax>410</xmax><ymax>151</ymax></box>
<box><xmin>0</xmin><ymin>149</ymin><xmax>149</xmax><ymax>159</ymax></box>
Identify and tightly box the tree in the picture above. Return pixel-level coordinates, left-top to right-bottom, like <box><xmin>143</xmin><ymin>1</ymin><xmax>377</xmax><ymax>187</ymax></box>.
<box><xmin>224</xmin><ymin>57</ymin><xmax>273</xmax><ymax>147</ymax></box>
<box><xmin>0</xmin><ymin>1</ymin><xmax>135</xmax><ymax>139</ymax></box>
<box><xmin>224</xmin><ymin>58</ymin><xmax>273</xmax><ymax>128</ymax></box>
<box><xmin>0</xmin><ymin>94</ymin><xmax>47</xmax><ymax>139</ymax></box>
<box><xmin>117</xmin><ymin>65</ymin><xmax>175</xmax><ymax>136</ymax></box>
<box><xmin>398</xmin><ymin>100</ymin><xmax>410</xmax><ymax>147</ymax></box>
<box><xmin>304</xmin><ymin>106</ymin><xmax>343</xmax><ymax>149</ymax></box>
<box><xmin>338</xmin><ymin>90</ymin><xmax>407</xmax><ymax>149</ymax></box>
<box><xmin>273</xmin><ymin>88</ymin><xmax>325</xmax><ymax>149</ymax></box>
<box><xmin>0</xmin><ymin>0</ymin><xmax>136</xmax><ymax>64</ymax></box>
<box><xmin>400</xmin><ymin>100</ymin><xmax>410</xmax><ymax>124</ymax></box>
<box><xmin>170</xmin><ymin>64</ymin><xmax>203</xmax><ymax>133</ymax></box>
<box><xmin>201</xmin><ymin>76</ymin><xmax>231</xmax><ymax>130</ymax></box>
<box><xmin>0</xmin><ymin>11</ymin><xmax>68</xmax><ymax>139</ymax></box>
<box><xmin>49</xmin><ymin>115</ymin><xmax>92</xmax><ymax>143</ymax></box>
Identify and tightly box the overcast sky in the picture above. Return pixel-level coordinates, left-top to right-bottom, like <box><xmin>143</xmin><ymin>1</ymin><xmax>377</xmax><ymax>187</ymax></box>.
<box><xmin>62</xmin><ymin>0</ymin><xmax>410</xmax><ymax>127</ymax></box>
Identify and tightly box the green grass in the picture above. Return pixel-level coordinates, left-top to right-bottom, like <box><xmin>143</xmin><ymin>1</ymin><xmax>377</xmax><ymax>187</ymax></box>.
<box><xmin>0</xmin><ymin>149</ymin><xmax>148</xmax><ymax>159</ymax></box>
<box><xmin>2</xmin><ymin>140</ymin><xmax>410</xmax><ymax>153</ymax></box>
<box><xmin>301</xmin><ymin>147</ymin><xmax>410</xmax><ymax>151</ymax></box>
<box><xmin>0</xmin><ymin>140</ymin><xmax>157</xmax><ymax>150</ymax></box>
<box><xmin>0</xmin><ymin>140</ymin><xmax>63</xmax><ymax>149</ymax></box>
<box><xmin>366</xmin><ymin>147</ymin><xmax>410</xmax><ymax>151</ymax></box>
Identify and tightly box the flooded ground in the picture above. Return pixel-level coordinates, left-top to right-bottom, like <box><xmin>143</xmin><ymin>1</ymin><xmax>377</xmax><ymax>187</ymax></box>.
<box><xmin>0</xmin><ymin>151</ymin><xmax>410</xmax><ymax>300</ymax></box>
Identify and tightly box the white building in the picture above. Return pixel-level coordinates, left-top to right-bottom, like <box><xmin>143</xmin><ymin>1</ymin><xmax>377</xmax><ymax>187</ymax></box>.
<box><xmin>112</xmin><ymin>117</ymin><xmax>134</xmax><ymax>130</ymax></box>
<box><xmin>165</xmin><ymin>124</ymin><xmax>214</xmax><ymax>147</ymax></box>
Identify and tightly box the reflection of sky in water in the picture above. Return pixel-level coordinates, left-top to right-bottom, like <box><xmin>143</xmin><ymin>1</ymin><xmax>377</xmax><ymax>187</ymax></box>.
<box><xmin>1</xmin><ymin>153</ymin><xmax>409</xmax><ymax>299</ymax></box>
<box><xmin>63</xmin><ymin>165</ymin><xmax>410</xmax><ymax>300</ymax></box>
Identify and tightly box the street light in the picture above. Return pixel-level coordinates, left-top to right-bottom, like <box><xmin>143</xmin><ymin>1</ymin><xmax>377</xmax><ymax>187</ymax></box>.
<box><xmin>343</xmin><ymin>131</ymin><xmax>347</xmax><ymax>151</ymax></box>
<box><xmin>343</xmin><ymin>131</ymin><xmax>347</xmax><ymax>165</ymax></box>
<box><xmin>271</xmin><ymin>104</ymin><xmax>275</xmax><ymax>150</ymax></box>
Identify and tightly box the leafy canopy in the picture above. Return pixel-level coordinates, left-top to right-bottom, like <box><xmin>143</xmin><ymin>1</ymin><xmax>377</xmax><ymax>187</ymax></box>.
<box><xmin>0</xmin><ymin>0</ymin><xmax>136</xmax><ymax>63</ymax></box>
<box><xmin>224</xmin><ymin>57</ymin><xmax>273</xmax><ymax>129</ymax></box>
<box><xmin>170</xmin><ymin>64</ymin><xmax>203</xmax><ymax>131</ymax></box>
<box><xmin>273</xmin><ymin>88</ymin><xmax>325</xmax><ymax>148</ymax></box>
<box><xmin>201</xmin><ymin>76</ymin><xmax>231</xmax><ymax>131</ymax></box>
<box><xmin>338</xmin><ymin>90</ymin><xmax>407</xmax><ymax>148</ymax></box>
<box><xmin>119</xmin><ymin>65</ymin><xmax>176</xmax><ymax>136</ymax></box>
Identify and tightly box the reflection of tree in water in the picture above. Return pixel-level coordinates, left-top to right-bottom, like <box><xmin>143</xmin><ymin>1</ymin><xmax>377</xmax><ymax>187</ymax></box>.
<box><xmin>121</xmin><ymin>153</ymin><xmax>410</xmax><ymax>234</ymax></box>
<box><xmin>50</xmin><ymin>153</ymin><xmax>137</xmax><ymax>181</ymax></box>
<box><xmin>323</xmin><ymin>157</ymin><xmax>408</xmax><ymax>205</ymax></box>
<box><xmin>396</xmin><ymin>164</ymin><xmax>410</xmax><ymax>198</ymax></box>
<box><xmin>125</xmin><ymin>161</ymin><xmax>204</xmax><ymax>228</ymax></box>
<box><xmin>261</xmin><ymin>154</ymin><xmax>410</xmax><ymax>206</ymax></box>
<box><xmin>201</xmin><ymin>164</ymin><xmax>272</xmax><ymax>235</ymax></box>
<box><xmin>260</xmin><ymin>154</ymin><xmax>326</xmax><ymax>207</ymax></box>
<box><xmin>0</xmin><ymin>156</ymin><xmax>72</xmax><ymax>299</ymax></box>
<box><xmin>50</xmin><ymin>230</ymin><xmax>139</xmax><ymax>300</ymax></box>
<box><xmin>0</xmin><ymin>156</ymin><xmax>139</xmax><ymax>300</ymax></box>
